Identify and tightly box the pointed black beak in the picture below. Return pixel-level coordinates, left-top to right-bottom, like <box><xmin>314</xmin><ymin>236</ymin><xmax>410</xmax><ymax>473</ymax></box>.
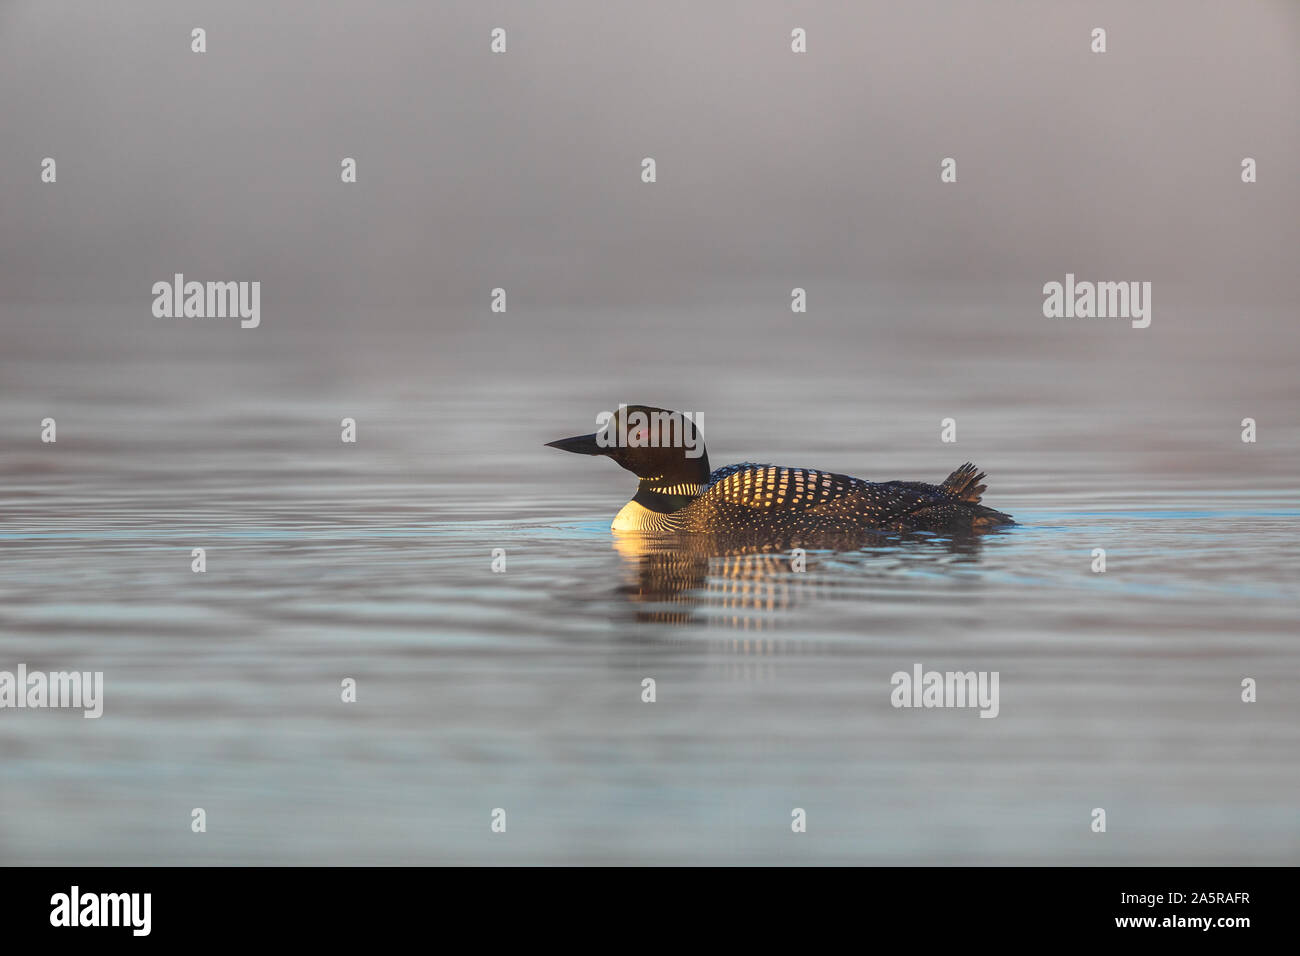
<box><xmin>545</xmin><ymin>432</ymin><xmax>605</xmax><ymax>456</ymax></box>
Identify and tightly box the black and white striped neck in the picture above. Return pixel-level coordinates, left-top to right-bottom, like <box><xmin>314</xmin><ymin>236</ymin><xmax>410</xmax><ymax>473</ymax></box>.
<box><xmin>638</xmin><ymin>476</ymin><xmax>706</xmax><ymax>497</ymax></box>
<box><xmin>633</xmin><ymin>476</ymin><xmax>705</xmax><ymax>514</ymax></box>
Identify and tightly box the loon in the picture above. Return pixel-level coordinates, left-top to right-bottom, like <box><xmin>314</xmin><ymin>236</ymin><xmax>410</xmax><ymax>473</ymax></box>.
<box><xmin>547</xmin><ymin>405</ymin><xmax>1014</xmax><ymax>535</ymax></box>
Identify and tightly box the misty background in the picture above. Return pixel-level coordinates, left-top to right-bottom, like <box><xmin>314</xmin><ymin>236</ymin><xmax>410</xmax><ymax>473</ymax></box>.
<box><xmin>1</xmin><ymin>0</ymin><xmax>1297</xmax><ymax>313</ymax></box>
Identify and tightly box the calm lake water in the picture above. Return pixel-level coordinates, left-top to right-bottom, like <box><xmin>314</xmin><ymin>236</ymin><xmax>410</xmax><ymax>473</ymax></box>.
<box><xmin>2</xmin><ymin>300</ymin><xmax>1297</xmax><ymax>864</ymax></box>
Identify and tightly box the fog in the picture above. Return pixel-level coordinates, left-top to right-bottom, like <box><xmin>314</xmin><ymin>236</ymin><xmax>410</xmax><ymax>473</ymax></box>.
<box><xmin>1</xmin><ymin>0</ymin><xmax>1296</xmax><ymax>314</ymax></box>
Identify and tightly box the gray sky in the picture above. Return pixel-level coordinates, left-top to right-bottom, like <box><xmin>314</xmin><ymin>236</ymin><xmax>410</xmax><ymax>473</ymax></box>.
<box><xmin>1</xmin><ymin>0</ymin><xmax>1296</xmax><ymax>311</ymax></box>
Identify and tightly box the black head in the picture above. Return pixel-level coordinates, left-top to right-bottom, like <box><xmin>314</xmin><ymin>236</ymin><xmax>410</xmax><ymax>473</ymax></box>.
<box><xmin>546</xmin><ymin>405</ymin><xmax>711</xmax><ymax>486</ymax></box>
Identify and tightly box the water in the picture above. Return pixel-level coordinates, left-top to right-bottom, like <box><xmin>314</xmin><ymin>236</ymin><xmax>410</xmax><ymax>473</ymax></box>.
<box><xmin>2</xmin><ymin>301</ymin><xmax>1297</xmax><ymax>864</ymax></box>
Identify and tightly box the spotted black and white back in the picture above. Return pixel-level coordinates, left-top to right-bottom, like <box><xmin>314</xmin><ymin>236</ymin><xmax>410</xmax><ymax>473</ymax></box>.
<box><xmin>706</xmin><ymin>463</ymin><xmax>863</xmax><ymax>509</ymax></box>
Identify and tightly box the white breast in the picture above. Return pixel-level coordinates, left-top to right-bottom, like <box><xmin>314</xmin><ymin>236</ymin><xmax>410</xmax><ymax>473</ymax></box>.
<box><xmin>611</xmin><ymin>500</ymin><xmax>657</xmax><ymax>531</ymax></box>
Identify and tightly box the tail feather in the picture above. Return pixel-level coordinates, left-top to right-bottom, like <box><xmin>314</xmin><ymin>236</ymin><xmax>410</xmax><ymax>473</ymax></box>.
<box><xmin>940</xmin><ymin>462</ymin><xmax>987</xmax><ymax>503</ymax></box>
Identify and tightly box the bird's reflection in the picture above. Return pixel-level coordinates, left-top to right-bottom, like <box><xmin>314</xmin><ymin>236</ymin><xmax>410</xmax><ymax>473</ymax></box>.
<box><xmin>612</xmin><ymin>527</ymin><xmax>994</xmax><ymax>629</ymax></box>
